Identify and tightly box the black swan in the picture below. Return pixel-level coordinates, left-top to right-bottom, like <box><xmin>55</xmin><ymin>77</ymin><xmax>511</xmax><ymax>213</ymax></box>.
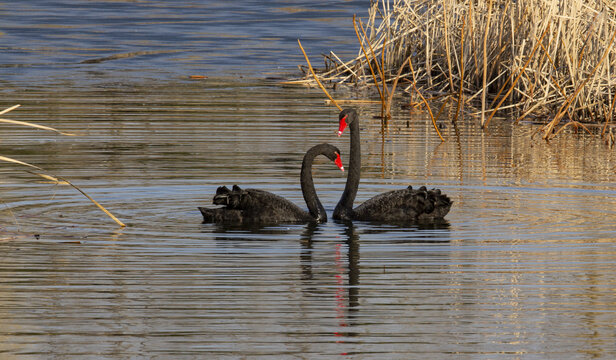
<box><xmin>199</xmin><ymin>143</ymin><xmax>344</xmax><ymax>224</ymax></box>
<box><xmin>333</xmin><ymin>108</ymin><xmax>452</xmax><ymax>223</ymax></box>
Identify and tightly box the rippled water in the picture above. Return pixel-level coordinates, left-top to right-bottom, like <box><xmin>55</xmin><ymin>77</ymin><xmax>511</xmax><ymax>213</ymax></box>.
<box><xmin>1</xmin><ymin>0</ymin><xmax>363</xmax><ymax>86</ymax></box>
<box><xmin>2</xmin><ymin>1</ymin><xmax>616</xmax><ymax>358</ymax></box>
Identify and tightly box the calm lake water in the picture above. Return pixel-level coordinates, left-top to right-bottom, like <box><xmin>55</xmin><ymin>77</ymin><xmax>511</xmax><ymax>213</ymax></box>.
<box><xmin>2</xmin><ymin>1</ymin><xmax>616</xmax><ymax>358</ymax></box>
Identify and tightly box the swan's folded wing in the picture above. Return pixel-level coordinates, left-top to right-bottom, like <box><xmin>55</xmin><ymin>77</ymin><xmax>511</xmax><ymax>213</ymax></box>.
<box><xmin>353</xmin><ymin>187</ymin><xmax>452</xmax><ymax>222</ymax></box>
<box><xmin>237</xmin><ymin>189</ymin><xmax>312</xmax><ymax>222</ymax></box>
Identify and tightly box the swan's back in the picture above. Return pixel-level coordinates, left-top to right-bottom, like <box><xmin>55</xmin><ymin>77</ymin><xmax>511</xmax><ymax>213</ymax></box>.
<box><xmin>200</xmin><ymin>185</ymin><xmax>313</xmax><ymax>224</ymax></box>
<box><xmin>353</xmin><ymin>186</ymin><xmax>452</xmax><ymax>223</ymax></box>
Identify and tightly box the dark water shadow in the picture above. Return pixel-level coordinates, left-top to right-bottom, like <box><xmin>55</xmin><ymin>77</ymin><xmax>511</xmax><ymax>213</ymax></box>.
<box><xmin>333</xmin><ymin>219</ymin><xmax>451</xmax><ymax>244</ymax></box>
<box><xmin>200</xmin><ymin>220</ymin><xmax>308</xmax><ymax>237</ymax></box>
<box><xmin>363</xmin><ymin>219</ymin><xmax>451</xmax><ymax>231</ymax></box>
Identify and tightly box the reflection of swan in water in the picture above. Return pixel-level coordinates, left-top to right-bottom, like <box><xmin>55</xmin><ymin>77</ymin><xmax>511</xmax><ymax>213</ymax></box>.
<box><xmin>298</xmin><ymin>222</ymin><xmax>361</xmax><ymax>336</ymax></box>
<box><xmin>361</xmin><ymin>220</ymin><xmax>451</xmax><ymax>241</ymax></box>
<box><xmin>343</xmin><ymin>223</ymin><xmax>360</xmax><ymax>312</ymax></box>
<box><xmin>298</xmin><ymin>221</ymin><xmax>452</xmax><ymax>341</ymax></box>
<box><xmin>299</xmin><ymin>222</ymin><xmax>318</xmax><ymax>281</ymax></box>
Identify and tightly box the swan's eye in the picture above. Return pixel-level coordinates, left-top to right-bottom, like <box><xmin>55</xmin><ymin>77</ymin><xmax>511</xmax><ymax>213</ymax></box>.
<box><xmin>338</xmin><ymin>115</ymin><xmax>348</xmax><ymax>136</ymax></box>
<box><xmin>334</xmin><ymin>153</ymin><xmax>344</xmax><ymax>171</ymax></box>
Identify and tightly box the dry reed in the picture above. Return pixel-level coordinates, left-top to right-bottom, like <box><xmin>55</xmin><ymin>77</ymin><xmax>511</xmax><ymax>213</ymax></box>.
<box><xmin>297</xmin><ymin>39</ymin><xmax>342</xmax><ymax>111</ymax></box>
<box><xmin>1</xmin><ymin>105</ymin><xmax>77</xmax><ymax>136</ymax></box>
<box><xmin>1</xmin><ymin>105</ymin><xmax>126</xmax><ymax>227</ymax></box>
<box><xmin>298</xmin><ymin>0</ymin><xmax>616</xmax><ymax>141</ymax></box>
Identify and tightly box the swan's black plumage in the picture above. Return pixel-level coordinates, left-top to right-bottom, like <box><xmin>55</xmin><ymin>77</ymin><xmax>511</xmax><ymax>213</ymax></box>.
<box><xmin>333</xmin><ymin>109</ymin><xmax>452</xmax><ymax>223</ymax></box>
<box><xmin>199</xmin><ymin>143</ymin><xmax>343</xmax><ymax>224</ymax></box>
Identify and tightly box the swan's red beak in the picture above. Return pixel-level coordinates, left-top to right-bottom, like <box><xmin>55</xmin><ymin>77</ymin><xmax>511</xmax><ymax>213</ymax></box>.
<box><xmin>338</xmin><ymin>115</ymin><xmax>348</xmax><ymax>136</ymax></box>
<box><xmin>335</xmin><ymin>153</ymin><xmax>344</xmax><ymax>172</ymax></box>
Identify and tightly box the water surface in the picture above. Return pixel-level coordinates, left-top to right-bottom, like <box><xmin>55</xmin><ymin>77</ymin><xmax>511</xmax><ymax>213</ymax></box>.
<box><xmin>1</xmin><ymin>0</ymin><xmax>364</xmax><ymax>86</ymax></box>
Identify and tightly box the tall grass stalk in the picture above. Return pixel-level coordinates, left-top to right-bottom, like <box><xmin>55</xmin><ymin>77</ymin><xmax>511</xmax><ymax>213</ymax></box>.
<box><xmin>0</xmin><ymin>155</ymin><xmax>126</xmax><ymax>227</ymax></box>
<box><xmin>1</xmin><ymin>105</ymin><xmax>125</xmax><ymax>227</ymax></box>
<box><xmin>1</xmin><ymin>105</ymin><xmax>77</xmax><ymax>136</ymax></box>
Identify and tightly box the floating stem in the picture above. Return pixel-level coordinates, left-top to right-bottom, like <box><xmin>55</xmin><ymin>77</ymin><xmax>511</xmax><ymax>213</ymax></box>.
<box><xmin>0</xmin><ymin>155</ymin><xmax>126</xmax><ymax>227</ymax></box>
<box><xmin>297</xmin><ymin>39</ymin><xmax>342</xmax><ymax>111</ymax></box>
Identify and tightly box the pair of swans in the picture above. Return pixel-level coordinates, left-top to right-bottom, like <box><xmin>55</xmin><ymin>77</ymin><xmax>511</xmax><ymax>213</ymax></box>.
<box><xmin>199</xmin><ymin>109</ymin><xmax>452</xmax><ymax>224</ymax></box>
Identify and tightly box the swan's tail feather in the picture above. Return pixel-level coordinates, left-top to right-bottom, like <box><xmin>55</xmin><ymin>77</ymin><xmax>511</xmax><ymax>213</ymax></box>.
<box><xmin>212</xmin><ymin>185</ymin><xmax>243</xmax><ymax>208</ymax></box>
<box><xmin>427</xmin><ymin>188</ymin><xmax>452</xmax><ymax>219</ymax></box>
<box><xmin>213</xmin><ymin>186</ymin><xmax>230</xmax><ymax>205</ymax></box>
<box><xmin>216</xmin><ymin>186</ymin><xmax>230</xmax><ymax>195</ymax></box>
<box><xmin>412</xmin><ymin>185</ymin><xmax>452</xmax><ymax>219</ymax></box>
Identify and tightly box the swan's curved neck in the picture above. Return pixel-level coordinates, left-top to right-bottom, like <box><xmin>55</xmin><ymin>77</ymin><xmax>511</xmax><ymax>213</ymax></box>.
<box><xmin>301</xmin><ymin>146</ymin><xmax>328</xmax><ymax>222</ymax></box>
<box><xmin>334</xmin><ymin>113</ymin><xmax>360</xmax><ymax>219</ymax></box>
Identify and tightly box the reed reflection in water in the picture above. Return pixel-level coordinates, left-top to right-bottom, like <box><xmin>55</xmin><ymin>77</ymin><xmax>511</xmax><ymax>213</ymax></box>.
<box><xmin>0</xmin><ymin>81</ymin><xmax>615</xmax><ymax>357</ymax></box>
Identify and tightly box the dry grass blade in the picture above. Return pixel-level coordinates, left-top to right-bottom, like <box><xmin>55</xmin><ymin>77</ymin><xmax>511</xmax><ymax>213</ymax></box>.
<box><xmin>481</xmin><ymin>0</ymin><xmax>493</xmax><ymax>127</ymax></box>
<box><xmin>358</xmin><ymin>15</ymin><xmax>390</xmax><ymax>102</ymax></box>
<box><xmin>552</xmin><ymin>121</ymin><xmax>592</xmax><ymax>137</ymax></box>
<box><xmin>443</xmin><ymin>1</ymin><xmax>454</xmax><ymax>92</ymax></box>
<box><xmin>0</xmin><ymin>117</ymin><xmax>77</xmax><ymax>136</ymax></box>
<box><xmin>52</xmin><ymin>174</ymin><xmax>126</xmax><ymax>228</ymax></box>
<box><xmin>1</xmin><ymin>104</ymin><xmax>77</xmax><ymax>136</ymax></box>
<box><xmin>453</xmin><ymin>14</ymin><xmax>467</xmax><ymax>125</ymax></box>
<box><xmin>326</xmin><ymin>99</ymin><xmax>381</xmax><ymax>105</ymax></box>
<box><xmin>0</xmin><ymin>155</ymin><xmax>126</xmax><ymax>227</ymax></box>
<box><xmin>0</xmin><ymin>155</ymin><xmax>43</xmax><ymax>170</ymax></box>
<box><xmin>297</xmin><ymin>39</ymin><xmax>342</xmax><ymax>111</ymax></box>
<box><xmin>409</xmin><ymin>58</ymin><xmax>444</xmax><ymax>142</ymax></box>
<box><xmin>353</xmin><ymin>15</ymin><xmax>385</xmax><ymax>106</ymax></box>
<box><xmin>385</xmin><ymin>56</ymin><xmax>411</xmax><ymax>118</ymax></box>
<box><xmin>0</xmin><ymin>104</ymin><xmax>22</xmax><ymax>115</ymax></box>
<box><xmin>33</xmin><ymin>172</ymin><xmax>69</xmax><ymax>185</ymax></box>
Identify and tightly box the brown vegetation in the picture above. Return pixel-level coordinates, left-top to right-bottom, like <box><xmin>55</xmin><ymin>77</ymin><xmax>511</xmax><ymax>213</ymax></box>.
<box><xmin>298</xmin><ymin>0</ymin><xmax>616</xmax><ymax>143</ymax></box>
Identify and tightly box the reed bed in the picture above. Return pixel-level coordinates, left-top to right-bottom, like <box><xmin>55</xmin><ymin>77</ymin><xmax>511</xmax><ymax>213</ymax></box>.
<box><xmin>299</xmin><ymin>0</ymin><xmax>616</xmax><ymax>141</ymax></box>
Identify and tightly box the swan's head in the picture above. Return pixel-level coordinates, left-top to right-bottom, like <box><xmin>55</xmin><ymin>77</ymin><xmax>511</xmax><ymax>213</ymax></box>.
<box><xmin>305</xmin><ymin>144</ymin><xmax>345</xmax><ymax>173</ymax></box>
<box><xmin>337</xmin><ymin>108</ymin><xmax>357</xmax><ymax>136</ymax></box>
<box><xmin>334</xmin><ymin>152</ymin><xmax>344</xmax><ymax>172</ymax></box>
<box><xmin>328</xmin><ymin>145</ymin><xmax>344</xmax><ymax>172</ymax></box>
